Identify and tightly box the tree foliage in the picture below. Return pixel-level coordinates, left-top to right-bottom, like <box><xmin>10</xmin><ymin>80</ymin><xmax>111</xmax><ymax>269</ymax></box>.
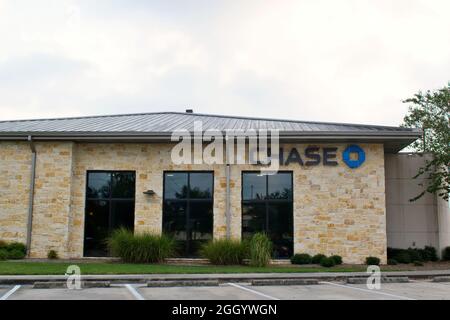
<box><xmin>402</xmin><ymin>83</ymin><xmax>449</xmax><ymax>201</ymax></box>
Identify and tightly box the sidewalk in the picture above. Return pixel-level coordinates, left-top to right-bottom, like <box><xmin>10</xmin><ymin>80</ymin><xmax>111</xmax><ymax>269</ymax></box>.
<box><xmin>1</xmin><ymin>270</ymin><xmax>450</xmax><ymax>285</ymax></box>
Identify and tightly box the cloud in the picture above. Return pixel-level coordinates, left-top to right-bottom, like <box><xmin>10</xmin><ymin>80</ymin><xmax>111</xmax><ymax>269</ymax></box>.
<box><xmin>0</xmin><ymin>0</ymin><xmax>448</xmax><ymax>125</ymax></box>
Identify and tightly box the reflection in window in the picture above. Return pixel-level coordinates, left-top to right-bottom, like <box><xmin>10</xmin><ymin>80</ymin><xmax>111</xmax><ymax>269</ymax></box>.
<box><xmin>164</xmin><ymin>173</ymin><xmax>188</xmax><ymax>199</ymax></box>
<box><xmin>242</xmin><ymin>173</ymin><xmax>266</xmax><ymax>200</ymax></box>
<box><xmin>268</xmin><ymin>173</ymin><xmax>293</xmax><ymax>199</ymax></box>
<box><xmin>242</xmin><ymin>172</ymin><xmax>293</xmax><ymax>258</ymax></box>
<box><xmin>87</xmin><ymin>172</ymin><xmax>110</xmax><ymax>199</ymax></box>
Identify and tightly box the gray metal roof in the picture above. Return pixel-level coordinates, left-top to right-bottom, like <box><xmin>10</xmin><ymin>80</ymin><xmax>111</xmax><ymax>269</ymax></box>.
<box><xmin>0</xmin><ymin>111</ymin><xmax>420</xmax><ymax>152</ymax></box>
<box><xmin>0</xmin><ymin>111</ymin><xmax>420</xmax><ymax>134</ymax></box>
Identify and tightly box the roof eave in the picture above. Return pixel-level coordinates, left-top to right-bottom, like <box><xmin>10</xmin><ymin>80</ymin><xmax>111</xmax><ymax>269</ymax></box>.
<box><xmin>0</xmin><ymin>131</ymin><xmax>420</xmax><ymax>153</ymax></box>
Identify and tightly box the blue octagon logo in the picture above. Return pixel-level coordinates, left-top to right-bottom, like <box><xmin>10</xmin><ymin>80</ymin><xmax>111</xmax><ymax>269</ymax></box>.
<box><xmin>342</xmin><ymin>145</ymin><xmax>365</xmax><ymax>169</ymax></box>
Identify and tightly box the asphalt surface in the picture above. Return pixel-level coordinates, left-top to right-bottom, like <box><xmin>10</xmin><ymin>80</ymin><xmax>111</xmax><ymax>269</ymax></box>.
<box><xmin>1</xmin><ymin>280</ymin><xmax>450</xmax><ymax>300</ymax></box>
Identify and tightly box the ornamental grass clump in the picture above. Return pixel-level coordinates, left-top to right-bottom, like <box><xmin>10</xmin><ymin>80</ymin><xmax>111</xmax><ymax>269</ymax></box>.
<box><xmin>108</xmin><ymin>228</ymin><xmax>176</xmax><ymax>263</ymax></box>
<box><xmin>200</xmin><ymin>239</ymin><xmax>247</xmax><ymax>265</ymax></box>
<box><xmin>248</xmin><ymin>233</ymin><xmax>272</xmax><ymax>267</ymax></box>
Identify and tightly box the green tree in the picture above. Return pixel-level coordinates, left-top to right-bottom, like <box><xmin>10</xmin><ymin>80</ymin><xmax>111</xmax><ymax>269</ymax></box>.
<box><xmin>402</xmin><ymin>83</ymin><xmax>449</xmax><ymax>201</ymax></box>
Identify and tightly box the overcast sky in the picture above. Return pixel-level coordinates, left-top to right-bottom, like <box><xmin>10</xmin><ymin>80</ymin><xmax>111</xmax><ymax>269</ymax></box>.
<box><xmin>0</xmin><ymin>0</ymin><xmax>448</xmax><ymax>126</ymax></box>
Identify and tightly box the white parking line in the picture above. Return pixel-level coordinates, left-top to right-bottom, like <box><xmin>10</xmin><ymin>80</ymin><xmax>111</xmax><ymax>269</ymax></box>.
<box><xmin>0</xmin><ymin>285</ymin><xmax>21</xmax><ymax>300</ymax></box>
<box><xmin>320</xmin><ymin>281</ymin><xmax>415</xmax><ymax>300</ymax></box>
<box><xmin>227</xmin><ymin>283</ymin><xmax>280</xmax><ymax>300</ymax></box>
<box><xmin>124</xmin><ymin>284</ymin><xmax>145</xmax><ymax>300</ymax></box>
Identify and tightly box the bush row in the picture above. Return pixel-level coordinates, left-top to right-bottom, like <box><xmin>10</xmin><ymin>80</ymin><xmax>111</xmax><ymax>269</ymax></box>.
<box><xmin>387</xmin><ymin>246</ymin><xmax>439</xmax><ymax>264</ymax></box>
<box><xmin>290</xmin><ymin>253</ymin><xmax>343</xmax><ymax>267</ymax></box>
<box><xmin>0</xmin><ymin>241</ymin><xmax>27</xmax><ymax>260</ymax></box>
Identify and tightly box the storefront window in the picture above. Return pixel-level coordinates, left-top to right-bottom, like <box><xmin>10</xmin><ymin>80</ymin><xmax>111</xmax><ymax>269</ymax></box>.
<box><xmin>84</xmin><ymin>171</ymin><xmax>135</xmax><ymax>257</ymax></box>
<box><xmin>163</xmin><ymin>172</ymin><xmax>214</xmax><ymax>257</ymax></box>
<box><xmin>242</xmin><ymin>172</ymin><xmax>293</xmax><ymax>258</ymax></box>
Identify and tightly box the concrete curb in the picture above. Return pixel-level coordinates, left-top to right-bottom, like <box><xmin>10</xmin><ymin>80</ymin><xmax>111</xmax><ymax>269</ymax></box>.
<box><xmin>251</xmin><ymin>279</ymin><xmax>319</xmax><ymax>286</ymax></box>
<box><xmin>32</xmin><ymin>281</ymin><xmax>111</xmax><ymax>289</ymax></box>
<box><xmin>347</xmin><ymin>277</ymin><xmax>409</xmax><ymax>284</ymax></box>
<box><xmin>147</xmin><ymin>280</ymin><xmax>219</xmax><ymax>287</ymax></box>
<box><xmin>1</xmin><ymin>270</ymin><xmax>450</xmax><ymax>285</ymax></box>
<box><xmin>432</xmin><ymin>276</ymin><xmax>450</xmax><ymax>282</ymax></box>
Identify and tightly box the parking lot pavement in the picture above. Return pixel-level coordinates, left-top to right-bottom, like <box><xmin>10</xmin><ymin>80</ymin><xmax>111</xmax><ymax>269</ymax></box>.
<box><xmin>7</xmin><ymin>285</ymin><xmax>135</xmax><ymax>300</ymax></box>
<box><xmin>349</xmin><ymin>281</ymin><xmax>450</xmax><ymax>300</ymax></box>
<box><xmin>2</xmin><ymin>281</ymin><xmax>450</xmax><ymax>300</ymax></box>
<box><xmin>0</xmin><ymin>286</ymin><xmax>14</xmax><ymax>299</ymax></box>
<box><xmin>251</xmin><ymin>283</ymin><xmax>398</xmax><ymax>300</ymax></box>
<box><xmin>137</xmin><ymin>284</ymin><xmax>271</xmax><ymax>300</ymax></box>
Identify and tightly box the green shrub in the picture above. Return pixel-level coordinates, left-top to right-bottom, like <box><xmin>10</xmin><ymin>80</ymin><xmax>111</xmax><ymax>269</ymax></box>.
<box><xmin>423</xmin><ymin>246</ymin><xmax>438</xmax><ymax>262</ymax></box>
<box><xmin>200</xmin><ymin>239</ymin><xmax>246</xmax><ymax>265</ymax></box>
<box><xmin>443</xmin><ymin>247</ymin><xmax>450</xmax><ymax>261</ymax></box>
<box><xmin>7</xmin><ymin>249</ymin><xmax>26</xmax><ymax>260</ymax></box>
<box><xmin>413</xmin><ymin>260</ymin><xmax>424</xmax><ymax>266</ymax></box>
<box><xmin>387</xmin><ymin>259</ymin><xmax>398</xmax><ymax>265</ymax></box>
<box><xmin>108</xmin><ymin>228</ymin><xmax>176</xmax><ymax>263</ymax></box>
<box><xmin>330</xmin><ymin>255</ymin><xmax>343</xmax><ymax>265</ymax></box>
<box><xmin>47</xmin><ymin>250</ymin><xmax>58</xmax><ymax>260</ymax></box>
<box><xmin>290</xmin><ymin>253</ymin><xmax>312</xmax><ymax>265</ymax></box>
<box><xmin>0</xmin><ymin>242</ymin><xmax>27</xmax><ymax>260</ymax></box>
<box><xmin>312</xmin><ymin>254</ymin><xmax>326</xmax><ymax>264</ymax></box>
<box><xmin>407</xmin><ymin>248</ymin><xmax>423</xmax><ymax>262</ymax></box>
<box><xmin>395</xmin><ymin>251</ymin><xmax>411</xmax><ymax>264</ymax></box>
<box><xmin>387</xmin><ymin>247</ymin><xmax>399</xmax><ymax>258</ymax></box>
<box><xmin>7</xmin><ymin>242</ymin><xmax>26</xmax><ymax>255</ymax></box>
<box><xmin>248</xmin><ymin>233</ymin><xmax>272</xmax><ymax>267</ymax></box>
<box><xmin>365</xmin><ymin>256</ymin><xmax>380</xmax><ymax>266</ymax></box>
<box><xmin>0</xmin><ymin>249</ymin><xmax>8</xmax><ymax>260</ymax></box>
<box><xmin>388</xmin><ymin>246</ymin><xmax>439</xmax><ymax>263</ymax></box>
<box><xmin>320</xmin><ymin>257</ymin><xmax>336</xmax><ymax>268</ymax></box>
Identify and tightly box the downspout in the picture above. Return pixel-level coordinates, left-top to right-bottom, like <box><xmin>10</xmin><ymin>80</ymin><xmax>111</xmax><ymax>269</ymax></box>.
<box><xmin>225</xmin><ymin>164</ymin><xmax>231</xmax><ymax>239</ymax></box>
<box><xmin>26</xmin><ymin>136</ymin><xmax>36</xmax><ymax>257</ymax></box>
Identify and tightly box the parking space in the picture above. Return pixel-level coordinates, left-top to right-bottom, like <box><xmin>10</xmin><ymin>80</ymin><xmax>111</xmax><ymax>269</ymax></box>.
<box><xmin>7</xmin><ymin>285</ymin><xmax>134</xmax><ymax>300</ymax></box>
<box><xmin>349</xmin><ymin>281</ymin><xmax>450</xmax><ymax>300</ymax></box>
<box><xmin>1</xmin><ymin>280</ymin><xmax>450</xmax><ymax>300</ymax></box>
<box><xmin>137</xmin><ymin>284</ymin><xmax>268</xmax><ymax>300</ymax></box>
<box><xmin>0</xmin><ymin>286</ymin><xmax>14</xmax><ymax>299</ymax></box>
<box><xmin>251</xmin><ymin>283</ymin><xmax>398</xmax><ymax>300</ymax></box>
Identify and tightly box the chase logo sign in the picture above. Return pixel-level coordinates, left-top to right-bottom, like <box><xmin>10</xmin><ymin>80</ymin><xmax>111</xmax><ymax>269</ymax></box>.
<box><xmin>342</xmin><ymin>145</ymin><xmax>365</xmax><ymax>169</ymax></box>
<box><xmin>251</xmin><ymin>145</ymin><xmax>366</xmax><ymax>169</ymax></box>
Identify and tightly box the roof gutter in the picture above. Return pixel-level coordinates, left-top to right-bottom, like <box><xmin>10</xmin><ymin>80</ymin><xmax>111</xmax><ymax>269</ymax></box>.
<box><xmin>0</xmin><ymin>131</ymin><xmax>422</xmax><ymax>141</ymax></box>
<box><xmin>26</xmin><ymin>135</ymin><xmax>36</xmax><ymax>257</ymax></box>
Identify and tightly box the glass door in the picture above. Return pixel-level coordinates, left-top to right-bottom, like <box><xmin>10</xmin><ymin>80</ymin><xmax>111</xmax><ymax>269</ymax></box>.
<box><xmin>241</xmin><ymin>172</ymin><xmax>293</xmax><ymax>258</ymax></box>
<box><xmin>84</xmin><ymin>171</ymin><xmax>135</xmax><ymax>257</ymax></box>
<box><xmin>162</xmin><ymin>172</ymin><xmax>214</xmax><ymax>257</ymax></box>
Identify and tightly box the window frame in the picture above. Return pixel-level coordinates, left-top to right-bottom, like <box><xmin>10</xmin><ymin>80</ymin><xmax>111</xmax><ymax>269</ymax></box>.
<box><xmin>241</xmin><ymin>171</ymin><xmax>294</xmax><ymax>258</ymax></box>
<box><xmin>83</xmin><ymin>170</ymin><xmax>136</xmax><ymax>257</ymax></box>
<box><xmin>162</xmin><ymin>171</ymin><xmax>215</xmax><ymax>257</ymax></box>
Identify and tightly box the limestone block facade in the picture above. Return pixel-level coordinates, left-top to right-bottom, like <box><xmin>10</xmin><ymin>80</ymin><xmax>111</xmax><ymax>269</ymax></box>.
<box><xmin>0</xmin><ymin>141</ymin><xmax>387</xmax><ymax>263</ymax></box>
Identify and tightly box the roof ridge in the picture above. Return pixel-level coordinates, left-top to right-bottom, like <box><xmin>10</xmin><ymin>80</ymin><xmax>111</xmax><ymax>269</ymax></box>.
<box><xmin>0</xmin><ymin>110</ymin><xmax>418</xmax><ymax>131</ymax></box>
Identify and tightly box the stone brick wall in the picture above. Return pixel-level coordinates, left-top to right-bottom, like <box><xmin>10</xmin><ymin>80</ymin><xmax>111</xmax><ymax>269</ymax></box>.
<box><xmin>1</xmin><ymin>141</ymin><xmax>387</xmax><ymax>263</ymax></box>
<box><xmin>29</xmin><ymin>142</ymin><xmax>74</xmax><ymax>258</ymax></box>
<box><xmin>0</xmin><ymin>141</ymin><xmax>31</xmax><ymax>244</ymax></box>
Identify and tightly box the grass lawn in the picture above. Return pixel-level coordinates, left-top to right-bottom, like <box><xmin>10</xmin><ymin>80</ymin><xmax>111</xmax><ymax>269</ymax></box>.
<box><xmin>0</xmin><ymin>261</ymin><xmax>422</xmax><ymax>275</ymax></box>
<box><xmin>0</xmin><ymin>261</ymin><xmax>377</xmax><ymax>275</ymax></box>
